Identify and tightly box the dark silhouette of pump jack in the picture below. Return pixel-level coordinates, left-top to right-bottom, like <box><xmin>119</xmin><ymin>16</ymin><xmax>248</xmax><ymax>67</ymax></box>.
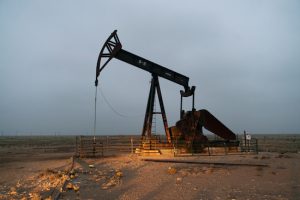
<box><xmin>95</xmin><ymin>30</ymin><xmax>236</xmax><ymax>144</ymax></box>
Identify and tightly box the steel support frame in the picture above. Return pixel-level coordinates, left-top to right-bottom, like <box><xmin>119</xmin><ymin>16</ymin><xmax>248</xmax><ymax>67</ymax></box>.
<box><xmin>142</xmin><ymin>74</ymin><xmax>171</xmax><ymax>143</ymax></box>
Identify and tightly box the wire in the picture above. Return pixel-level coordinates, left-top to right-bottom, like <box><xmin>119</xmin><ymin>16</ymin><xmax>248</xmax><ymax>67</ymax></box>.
<box><xmin>99</xmin><ymin>87</ymin><xmax>143</xmax><ymax>118</ymax></box>
<box><xmin>93</xmin><ymin>87</ymin><xmax>98</xmax><ymax>140</ymax></box>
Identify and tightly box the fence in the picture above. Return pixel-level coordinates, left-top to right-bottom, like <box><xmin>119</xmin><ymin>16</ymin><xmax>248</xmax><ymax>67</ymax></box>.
<box><xmin>75</xmin><ymin>135</ymin><xmax>261</xmax><ymax>157</ymax></box>
<box><xmin>239</xmin><ymin>138</ymin><xmax>258</xmax><ymax>153</ymax></box>
<box><xmin>75</xmin><ymin>135</ymin><xmax>141</xmax><ymax>157</ymax></box>
<box><xmin>75</xmin><ymin>134</ymin><xmax>300</xmax><ymax>156</ymax></box>
<box><xmin>172</xmin><ymin>138</ymin><xmax>258</xmax><ymax>156</ymax></box>
<box><xmin>253</xmin><ymin>134</ymin><xmax>300</xmax><ymax>153</ymax></box>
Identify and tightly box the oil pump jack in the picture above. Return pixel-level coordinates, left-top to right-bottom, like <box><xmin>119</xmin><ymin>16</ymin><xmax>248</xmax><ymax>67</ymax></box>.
<box><xmin>95</xmin><ymin>30</ymin><xmax>237</xmax><ymax>150</ymax></box>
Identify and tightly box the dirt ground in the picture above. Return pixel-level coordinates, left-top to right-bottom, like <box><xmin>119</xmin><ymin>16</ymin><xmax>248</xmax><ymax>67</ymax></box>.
<box><xmin>0</xmin><ymin>143</ymin><xmax>300</xmax><ymax>200</ymax></box>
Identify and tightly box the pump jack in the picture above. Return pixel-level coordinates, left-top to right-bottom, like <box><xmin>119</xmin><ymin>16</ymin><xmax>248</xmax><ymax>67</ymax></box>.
<box><xmin>95</xmin><ymin>30</ymin><xmax>237</xmax><ymax>147</ymax></box>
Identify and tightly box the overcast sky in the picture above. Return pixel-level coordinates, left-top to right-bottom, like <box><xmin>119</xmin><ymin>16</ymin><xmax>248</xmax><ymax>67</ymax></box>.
<box><xmin>1</xmin><ymin>1</ymin><xmax>299</xmax><ymax>135</ymax></box>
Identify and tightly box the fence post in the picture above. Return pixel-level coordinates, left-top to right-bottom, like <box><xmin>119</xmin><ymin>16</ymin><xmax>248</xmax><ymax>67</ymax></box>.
<box><xmin>255</xmin><ymin>138</ymin><xmax>258</xmax><ymax>154</ymax></box>
<box><xmin>131</xmin><ymin>137</ymin><xmax>133</xmax><ymax>154</ymax></box>
<box><xmin>173</xmin><ymin>138</ymin><xmax>177</xmax><ymax>157</ymax></box>
<box><xmin>244</xmin><ymin>130</ymin><xmax>247</xmax><ymax>150</ymax></box>
<box><xmin>80</xmin><ymin>136</ymin><xmax>83</xmax><ymax>158</ymax></box>
<box><xmin>75</xmin><ymin>136</ymin><xmax>78</xmax><ymax>157</ymax></box>
<box><xmin>191</xmin><ymin>140</ymin><xmax>194</xmax><ymax>155</ymax></box>
<box><xmin>102</xmin><ymin>140</ymin><xmax>104</xmax><ymax>157</ymax></box>
<box><xmin>93</xmin><ymin>138</ymin><xmax>96</xmax><ymax>157</ymax></box>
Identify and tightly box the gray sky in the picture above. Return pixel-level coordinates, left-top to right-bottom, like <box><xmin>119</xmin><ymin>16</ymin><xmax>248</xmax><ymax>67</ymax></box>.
<box><xmin>1</xmin><ymin>1</ymin><xmax>300</xmax><ymax>135</ymax></box>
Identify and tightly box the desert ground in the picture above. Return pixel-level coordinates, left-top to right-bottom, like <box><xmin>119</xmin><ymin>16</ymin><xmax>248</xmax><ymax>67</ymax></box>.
<box><xmin>0</xmin><ymin>135</ymin><xmax>299</xmax><ymax>200</ymax></box>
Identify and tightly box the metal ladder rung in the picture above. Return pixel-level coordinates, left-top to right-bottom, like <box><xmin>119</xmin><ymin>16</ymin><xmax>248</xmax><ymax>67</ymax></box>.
<box><xmin>152</xmin><ymin>112</ymin><xmax>162</xmax><ymax>114</ymax></box>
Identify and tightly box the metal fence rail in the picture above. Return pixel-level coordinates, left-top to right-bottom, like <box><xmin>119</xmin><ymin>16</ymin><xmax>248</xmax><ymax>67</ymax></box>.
<box><xmin>172</xmin><ymin>138</ymin><xmax>258</xmax><ymax>156</ymax></box>
<box><xmin>75</xmin><ymin>135</ymin><xmax>261</xmax><ymax>157</ymax></box>
<box><xmin>75</xmin><ymin>135</ymin><xmax>141</xmax><ymax>157</ymax></box>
